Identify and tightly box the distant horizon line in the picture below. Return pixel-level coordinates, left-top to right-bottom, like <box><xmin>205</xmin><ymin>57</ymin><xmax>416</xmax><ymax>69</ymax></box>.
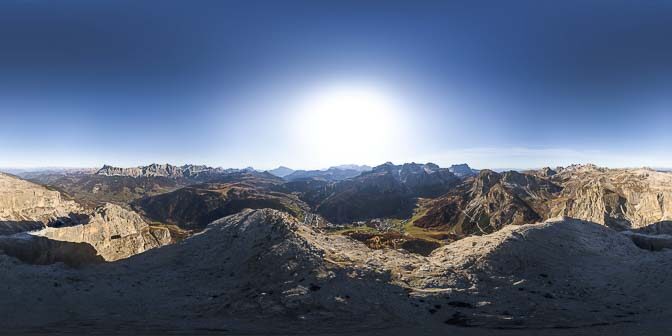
<box><xmin>2</xmin><ymin>162</ymin><xmax>671</xmax><ymax>173</ymax></box>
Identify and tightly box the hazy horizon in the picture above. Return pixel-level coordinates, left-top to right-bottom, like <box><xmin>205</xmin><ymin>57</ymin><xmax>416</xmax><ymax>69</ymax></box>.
<box><xmin>2</xmin><ymin>158</ymin><xmax>672</xmax><ymax>173</ymax></box>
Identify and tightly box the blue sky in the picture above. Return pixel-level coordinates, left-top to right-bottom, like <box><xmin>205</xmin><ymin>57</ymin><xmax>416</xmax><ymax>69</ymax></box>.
<box><xmin>1</xmin><ymin>0</ymin><xmax>671</xmax><ymax>169</ymax></box>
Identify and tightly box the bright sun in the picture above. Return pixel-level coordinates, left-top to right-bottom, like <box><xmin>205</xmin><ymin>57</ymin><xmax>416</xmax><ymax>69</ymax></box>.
<box><xmin>290</xmin><ymin>84</ymin><xmax>405</xmax><ymax>166</ymax></box>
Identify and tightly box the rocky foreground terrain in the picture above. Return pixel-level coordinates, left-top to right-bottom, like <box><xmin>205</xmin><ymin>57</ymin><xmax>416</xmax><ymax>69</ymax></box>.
<box><xmin>0</xmin><ymin>173</ymin><xmax>172</xmax><ymax>263</ymax></box>
<box><xmin>1</xmin><ymin>209</ymin><xmax>672</xmax><ymax>335</ymax></box>
<box><xmin>2</xmin><ymin>164</ymin><xmax>672</xmax><ymax>334</ymax></box>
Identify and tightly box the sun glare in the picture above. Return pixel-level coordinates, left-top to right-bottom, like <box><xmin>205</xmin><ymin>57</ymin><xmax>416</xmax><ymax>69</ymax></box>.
<box><xmin>290</xmin><ymin>84</ymin><xmax>405</xmax><ymax>166</ymax></box>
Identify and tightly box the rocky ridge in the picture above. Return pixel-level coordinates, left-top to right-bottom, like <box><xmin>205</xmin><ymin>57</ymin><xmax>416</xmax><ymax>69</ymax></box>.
<box><xmin>33</xmin><ymin>203</ymin><xmax>171</xmax><ymax>261</ymax></box>
<box><xmin>0</xmin><ymin>172</ymin><xmax>82</xmax><ymax>234</ymax></box>
<box><xmin>413</xmin><ymin>169</ymin><xmax>561</xmax><ymax>234</ymax></box>
<box><xmin>411</xmin><ymin>165</ymin><xmax>672</xmax><ymax>236</ymax></box>
<box><xmin>548</xmin><ymin>166</ymin><xmax>672</xmax><ymax>230</ymax></box>
<box><xmin>96</xmin><ymin>163</ymin><xmax>230</xmax><ymax>179</ymax></box>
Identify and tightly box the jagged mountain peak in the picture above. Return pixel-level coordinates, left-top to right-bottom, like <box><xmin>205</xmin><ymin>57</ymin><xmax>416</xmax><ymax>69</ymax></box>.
<box><xmin>96</xmin><ymin>163</ymin><xmax>228</xmax><ymax>179</ymax></box>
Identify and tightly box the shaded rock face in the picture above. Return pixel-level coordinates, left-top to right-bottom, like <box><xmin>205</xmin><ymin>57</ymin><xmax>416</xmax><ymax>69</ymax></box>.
<box><xmin>0</xmin><ymin>172</ymin><xmax>82</xmax><ymax>234</ymax></box>
<box><xmin>414</xmin><ymin>170</ymin><xmax>562</xmax><ymax>235</ymax></box>
<box><xmin>314</xmin><ymin>162</ymin><xmax>460</xmax><ymax>223</ymax></box>
<box><xmin>33</xmin><ymin>203</ymin><xmax>171</xmax><ymax>261</ymax></box>
<box><xmin>548</xmin><ymin>167</ymin><xmax>672</xmax><ymax>230</ymax></box>
<box><xmin>0</xmin><ymin>234</ymin><xmax>104</xmax><ymax>267</ymax></box>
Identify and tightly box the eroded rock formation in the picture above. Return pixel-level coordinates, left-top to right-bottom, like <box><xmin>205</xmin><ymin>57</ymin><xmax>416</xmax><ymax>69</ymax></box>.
<box><xmin>33</xmin><ymin>203</ymin><xmax>171</xmax><ymax>261</ymax></box>
<box><xmin>0</xmin><ymin>173</ymin><xmax>171</xmax><ymax>262</ymax></box>
<box><xmin>549</xmin><ymin>166</ymin><xmax>672</xmax><ymax>229</ymax></box>
<box><xmin>0</xmin><ymin>172</ymin><xmax>82</xmax><ymax>234</ymax></box>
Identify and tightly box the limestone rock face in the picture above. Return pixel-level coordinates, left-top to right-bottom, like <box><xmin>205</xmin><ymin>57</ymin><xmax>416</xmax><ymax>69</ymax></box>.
<box><xmin>0</xmin><ymin>172</ymin><xmax>82</xmax><ymax>234</ymax></box>
<box><xmin>33</xmin><ymin>203</ymin><xmax>171</xmax><ymax>261</ymax></box>
<box><xmin>96</xmin><ymin>163</ymin><xmax>228</xmax><ymax>179</ymax></box>
<box><xmin>549</xmin><ymin>167</ymin><xmax>672</xmax><ymax>229</ymax></box>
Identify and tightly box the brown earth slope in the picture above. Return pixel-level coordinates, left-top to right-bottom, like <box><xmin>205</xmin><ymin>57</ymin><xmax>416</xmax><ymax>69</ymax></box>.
<box><xmin>413</xmin><ymin>170</ymin><xmax>561</xmax><ymax>235</ymax></box>
<box><xmin>133</xmin><ymin>172</ymin><xmax>307</xmax><ymax>231</ymax></box>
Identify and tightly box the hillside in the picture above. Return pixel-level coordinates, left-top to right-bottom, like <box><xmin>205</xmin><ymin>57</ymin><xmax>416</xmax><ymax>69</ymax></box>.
<box><xmin>413</xmin><ymin>170</ymin><xmax>561</xmax><ymax>235</ymax></box>
<box><xmin>133</xmin><ymin>172</ymin><xmax>307</xmax><ymax>230</ymax></box>
<box><xmin>313</xmin><ymin>162</ymin><xmax>460</xmax><ymax>223</ymax></box>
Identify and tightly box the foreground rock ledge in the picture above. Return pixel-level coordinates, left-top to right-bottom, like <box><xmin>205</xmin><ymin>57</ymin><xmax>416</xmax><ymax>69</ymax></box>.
<box><xmin>0</xmin><ymin>209</ymin><xmax>671</xmax><ymax>334</ymax></box>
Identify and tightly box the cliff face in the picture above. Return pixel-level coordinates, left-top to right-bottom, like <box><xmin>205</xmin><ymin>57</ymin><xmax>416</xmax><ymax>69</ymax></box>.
<box><xmin>0</xmin><ymin>173</ymin><xmax>171</xmax><ymax>262</ymax></box>
<box><xmin>549</xmin><ymin>167</ymin><xmax>672</xmax><ymax>230</ymax></box>
<box><xmin>0</xmin><ymin>172</ymin><xmax>82</xmax><ymax>234</ymax></box>
<box><xmin>33</xmin><ymin>203</ymin><xmax>171</xmax><ymax>261</ymax></box>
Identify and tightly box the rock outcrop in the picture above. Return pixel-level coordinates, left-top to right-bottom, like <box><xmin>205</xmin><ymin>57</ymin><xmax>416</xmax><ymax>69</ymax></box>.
<box><xmin>0</xmin><ymin>172</ymin><xmax>82</xmax><ymax>234</ymax></box>
<box><xmin>549</xmin><ymin>166</ymin><xmax>672</xmax><ymax>230</ymax></box>
<box><xmin>32</xmin><ymin>203</ymin><xmax>171</xmax><ymax>261</ymax></box>
<box><xmin>0</xmin><ymin>173</ymin><xmax>171</xmax><ymax>262</ymax></box>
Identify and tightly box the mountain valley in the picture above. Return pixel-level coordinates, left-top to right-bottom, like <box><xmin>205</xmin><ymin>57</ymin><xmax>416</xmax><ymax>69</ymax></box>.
<box><xmin>1</xmin><ymin>162</ymin><xmax>672</xmax><ymax>334</ymax></box>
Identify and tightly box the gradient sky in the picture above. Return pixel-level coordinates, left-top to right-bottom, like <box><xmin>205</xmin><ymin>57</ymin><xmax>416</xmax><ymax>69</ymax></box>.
<box><xmin>1</xmin><ymin>0</ymin><xmax>671</xmax><ymax>170</ymax></box>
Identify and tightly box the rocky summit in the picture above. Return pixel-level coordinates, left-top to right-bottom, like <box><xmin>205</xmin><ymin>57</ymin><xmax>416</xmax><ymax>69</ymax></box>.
<box><xmin>2</xmin><ymin>162</ymin><xmax>672</xmax><ymax>335</ymax></box>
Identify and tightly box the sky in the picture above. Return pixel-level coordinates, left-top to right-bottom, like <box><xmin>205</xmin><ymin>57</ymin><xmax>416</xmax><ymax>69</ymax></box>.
<box><xmin>1</xmin><ymin>0</ymin><xmax>671</xmax><ymax>170</ymax></box>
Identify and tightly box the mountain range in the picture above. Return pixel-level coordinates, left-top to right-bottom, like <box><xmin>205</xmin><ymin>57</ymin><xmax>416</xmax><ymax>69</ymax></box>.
<box><xmin>2</xmin><ymin>161</ymin><xmax>672</xmax><ymax>334</ymax></box>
